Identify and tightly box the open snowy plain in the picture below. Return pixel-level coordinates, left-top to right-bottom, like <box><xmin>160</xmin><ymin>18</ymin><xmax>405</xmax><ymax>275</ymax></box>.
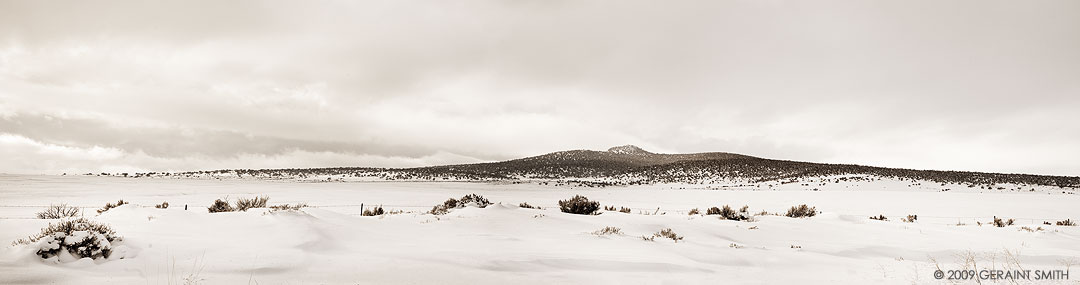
<box><xmin>1</xmin><ymin>174</ymin><xmax>1077</xmax><ymax>284</ymax></box>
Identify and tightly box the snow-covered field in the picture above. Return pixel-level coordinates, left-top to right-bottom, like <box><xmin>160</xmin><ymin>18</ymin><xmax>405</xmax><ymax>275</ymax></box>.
<box><xmin>1</xmin><ymin>174</ymin><xmax>1078</xmax><ymax>284</ymax></box>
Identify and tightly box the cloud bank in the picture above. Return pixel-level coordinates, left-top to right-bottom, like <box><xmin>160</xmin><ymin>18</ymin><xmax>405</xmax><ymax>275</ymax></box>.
<box><xmin>1</xmin><ymin>0</ymin><xmax>1078</xmax><ymax>175</ymax></box>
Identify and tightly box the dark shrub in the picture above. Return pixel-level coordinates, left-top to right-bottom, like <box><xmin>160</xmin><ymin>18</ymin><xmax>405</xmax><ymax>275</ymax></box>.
<box><xmin>869</xmin><ymin>214</ymin><xmax>888</xmax><ymax>221</ymax></box>
<box><xmin>97</xmin><ymin>199</ymin><xmax>129</xmax><ymax>214</ymax></box>
<box><xmin>155</xmin><ymin>201</ymin><xmax>169</xmax><ymax>209</ymax></box>
<box><xmin>902</xmin><ymin>214</ymin><xmax>917</xmax><ymax>223</ymax></box>
<box><xmin>1056</xmin><ymin>219</ymin><xmax>1076</xmax><ymax>226</ymax></box>
<box><xmin>558</xmin><ymin>195</ymin><xmax>600</xmax><ymax>215</ymax></box>
<box><xmin>785</xmin><ymin>204</ymin><xmax>817</xmax><ymax>218</ymax></box>
<box><xmin>13</xmin><ymin>218</ymin><xmax>121</xmax><ymax>260</ymax></box>
<box><xmin>519</xmin><ymin>202</ymin><xmax>538</xmax><ymax>209</ymax></box>
<box><xmin>36</xmin><ymin>204</ymin><xmax>81</xmax><ymax>219</ymax></box>
<box><xmin>619</xmin><ymin>207</ymin><xmax>631</xmax><ymax>213</ymax></box>
<box><xmin>362</xmin><ymin>205</ymin><xmax>385</xmax><ymax>216</ymax></box>
<box><xmin>707</xmin><ymin>205</ymin><xmax>751</xmax><ymax>220</ymax></box>
<box><xmin>993</xmin><ymin>216</ymin><xmax>1014</xmax><ymax>227</ymax></box>
<box><xmin>208</xmin><ymin>199</ymin><xmax>233</xmax><ymax>213</ymax></box>
<box><xmin>688</xmin><ymin>208</ymin><xmax>700</xmax><ymax>215</ymax></box>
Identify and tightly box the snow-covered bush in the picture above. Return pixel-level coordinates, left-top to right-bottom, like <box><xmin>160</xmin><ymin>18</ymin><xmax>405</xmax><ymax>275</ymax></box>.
<box><xmin>558</xmin><ymin>195</ymin><xmax>600</xmax><ymax>215</ymax></box>
<box><xmin>1056</xmin><ymin>219</ymin><xmax>1076</xmax><ymax>226</ymax></box>
<box><xmin>96</xmin><ymin>199</ymin><xmax>128</xmax><ymax>214</ymax></box>
<box><xmin>154</xmin><ymin>201</ymin><xmax>169</xmax><ymax>209</ymax></box>
<box><xmin>688</xmin><ymin>208</ymin><xmax>700</xmax><ymax>215</ymax></box>
<box><xmin>234</xmin><ymin>196</ymin><xmax>269</xmax><ymax>211</ymax></box>
<box><xmin>207</xmin><ymin>199</ymin><xmax>233</xmax><ymax>213</ymax></box>
<box><xmin>902</xmin><ymin>214</ymin><xmax>917</xmax><ymax>223</ymax></box>
<box><xmin>428</xmin><ymin>194</ymin><xmax>492</xmax><ymax>215</ymax></box>
<box><xmin>518</xmin><ymin>202</ymin><xmax>538</xmax><ymax>209</ymax></box>
<box><xmin>458</xmin><ymin>194</ymin><xmax>491</xmax><ymax>208</ymax></box>
<box><xmin>869</xmin><ymin>214</ymin><xmax>888</xmax><ymax>221</ymax></box>
<box><xmin>35</xmin><ymin>204</ymin><xmax>81</xmax><ymax>219</ymax></box>
<box><xmin>785</xmin><ymin>204</ymin><xmax>817</xmax><ymax>218</ymax></box>
<box><xmin>13</xmin><ymin>218</ymin><xmax>121</xmax><ymax>260</ymax></box>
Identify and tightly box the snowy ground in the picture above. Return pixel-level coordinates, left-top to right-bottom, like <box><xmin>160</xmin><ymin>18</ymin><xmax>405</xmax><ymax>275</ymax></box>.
<box><xmin>1</xmin><ymin>174</ymin><xmax>1078</xmax><ymax>284</ymax></box>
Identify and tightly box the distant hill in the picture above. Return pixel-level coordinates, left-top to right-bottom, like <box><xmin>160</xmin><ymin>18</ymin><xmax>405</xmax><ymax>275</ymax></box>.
<box><xmin>154</xmin><ymin>145</ymin><xmax>1080</xmax><ymax>188</ymax></box>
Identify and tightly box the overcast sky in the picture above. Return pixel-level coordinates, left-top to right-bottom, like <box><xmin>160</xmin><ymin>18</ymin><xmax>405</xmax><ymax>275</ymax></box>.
<box><xmin>1</xmin><ymin>0</ymin><xmax>1078</xmax><ymax>176</ymax></box>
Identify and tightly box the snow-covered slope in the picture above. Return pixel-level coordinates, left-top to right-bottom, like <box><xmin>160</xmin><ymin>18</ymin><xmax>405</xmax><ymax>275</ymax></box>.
<box><xmin>128</xmin><ymin>145</ymin><xmax>1080</xmax><ymax>192</ymax></box>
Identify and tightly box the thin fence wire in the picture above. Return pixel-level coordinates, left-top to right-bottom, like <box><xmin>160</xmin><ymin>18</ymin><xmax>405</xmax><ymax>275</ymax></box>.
<box><xmin>0</xmin><ymin>204</ymin><xmax>1073</xmax><ymax>225</ymax></box>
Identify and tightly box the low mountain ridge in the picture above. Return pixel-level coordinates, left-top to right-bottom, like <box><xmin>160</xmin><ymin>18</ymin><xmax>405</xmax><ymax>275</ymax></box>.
<box><xmin>157</xmin><ymin>145</ymin><xmax>1080</xmax><ymax>188</ymax></box>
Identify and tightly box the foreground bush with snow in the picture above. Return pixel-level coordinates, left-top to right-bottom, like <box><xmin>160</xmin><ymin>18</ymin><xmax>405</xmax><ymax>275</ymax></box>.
<box><xmin>12</xmin><ymin>218</ymin><xmax>122</xmax><ymax>261</ymax></box>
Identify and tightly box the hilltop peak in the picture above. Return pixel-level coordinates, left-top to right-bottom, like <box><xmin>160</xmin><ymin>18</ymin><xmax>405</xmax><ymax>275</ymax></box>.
<box><xmin>606</xmin><ymin>145</ymin><xmax>652</xmax><ymax>155</ymax></box>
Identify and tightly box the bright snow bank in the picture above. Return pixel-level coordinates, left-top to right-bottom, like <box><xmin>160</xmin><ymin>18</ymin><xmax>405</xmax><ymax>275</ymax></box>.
<box><xmin>0</xmin><ymin>177</ymin><xmax>1079</xmax><ymax>284</ymax></box>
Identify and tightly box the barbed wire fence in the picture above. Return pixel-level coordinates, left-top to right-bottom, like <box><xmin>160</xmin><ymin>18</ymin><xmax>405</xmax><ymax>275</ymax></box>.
<box><xmin>0</xmin><ymin>204</ymin><xmax>1073</xmax><ymax>226</ymax></box>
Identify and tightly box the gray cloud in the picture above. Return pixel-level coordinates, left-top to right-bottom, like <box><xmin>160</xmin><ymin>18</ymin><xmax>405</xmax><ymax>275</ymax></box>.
<box><xmin>0</xmin><ymin>0</ymin><xmax>1078</xmax><ymax>175</ymax></box>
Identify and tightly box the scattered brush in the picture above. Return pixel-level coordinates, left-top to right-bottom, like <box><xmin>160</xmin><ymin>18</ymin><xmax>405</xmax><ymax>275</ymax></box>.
<box><xmin>902</xmin><ymin>214</ymin><xmax>917</xmax><ymax>223</ymax></box>
<box><xmin>269</xmin><ymin>203</ymin><xmax>308</xmax><ymax>211</ymax></box>
<box><xmin>13</xmin><ymin>217</ymin><xmax>122</xmax><ymax>260</ymax></box>
<box><xmin>1056</xmin><ymin>219</ymin><xmax>1076</xmax><ymax>226</ymax></box>
<box><xmin>644</xmin><ymin>228</ymin><xmax>683</xmax><ymax>243</ymax></box>
<box><xmin>869</xmin><ymin>214</ymin><xmax>888</xmax><ymax>221</ymax></box>
<box><xmin>558</xmin><ymin>195</ymin><xmax>600</xmax><ymax>215</ymax></box>
<box><xmin>688</xmin><ymin>208</ymin><xmax>700</xmax><ymax>215</ymax></box>
<box><xmin>35</xmin><ymin>204</ymin><xmax>81</xmax><ymax>219</ymax></box>
<box><xmin>592</xmin><ymin>226</ymin><xmax>623</xmax><ymax>236</ymax></box>
<box><xmin>619</xmin><ymin>207</ymin><xmax>631</xmax><ymax>213</ymax></box>
<box><xmin>785</xmin><ymin>204</ymin><xmax>817</xmax><ymax>218</ymax></box>
<box><xmin>97</xmin><ymin>199</ymin><xmax>129</xmax><ymax>214</ymax></box>
<box><xmin>429</xmin><ymin>194</ymin><xmax>492</xmax><ymax>215</ymax></box>
<box><xmin>519</xmin><ymin>202</ymin><xmax>539</xmax><ymax>209</ymax></box>
<box><xmin>362</xmin><ymin>205</ymin><xmax>385</xmax><ymax>216</ymax></box>
<box><xmin>993</xmin><ymin>216</ymin><xmax>1015</xmax><ymax>227</ymax></box>
<box><xmin>155</xmin><ymin>201</ymin><xmax>169</xmax><ymax>209</ymax></box>
<box><xmin>1019</xmin><ymin>226</ymin><xmax>1044</xmax><ymax>232</ymax></box>
<box><xmin>234</xmin><ymin>196</ymin><xmax>269</xmax><ymax>211</ymax></box>
<box><xmin>604</xmin><ymin>205</ymin><xmax>617</xmax><ymax>211</ymax></box>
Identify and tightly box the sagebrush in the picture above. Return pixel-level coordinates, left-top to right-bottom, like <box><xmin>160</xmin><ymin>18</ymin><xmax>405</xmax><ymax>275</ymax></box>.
<box><xmin>36</xmin><ymin>204</ymin><xmax>81</xmax><ymax>219</ymax></box>
<box><xmin>785</xmin><ymin>204</ymin><xmax>817</xmax><ymax>218</ymax></box>
<box><xmin>97</xmin><ymin>199</ymin><xmax>129</xmax><ymax>214</ymax></box>
<box><xmin>234</xmin><ymin>196</ymin><xmax>269</xmax><ymax>211</ymax></box>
